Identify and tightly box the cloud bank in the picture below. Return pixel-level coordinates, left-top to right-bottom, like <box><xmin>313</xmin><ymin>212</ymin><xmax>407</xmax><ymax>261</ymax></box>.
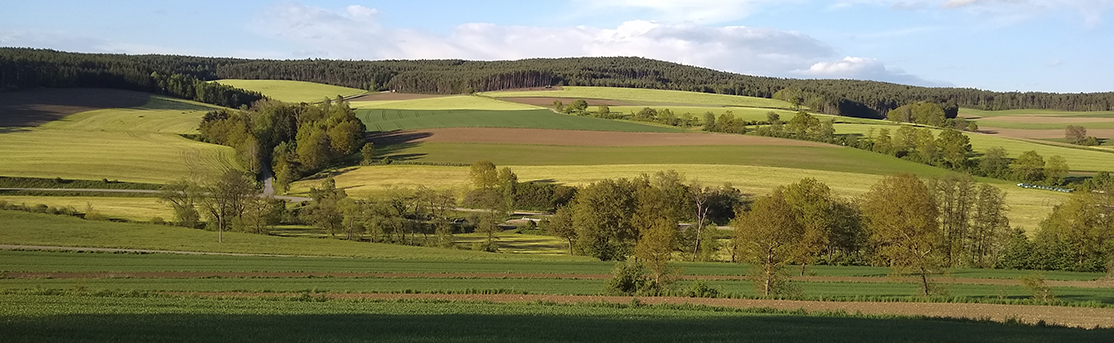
<box><xmin>252</xmin><ymin>2</ymin><xmax>940</xmax><ymax>86</ymax></box>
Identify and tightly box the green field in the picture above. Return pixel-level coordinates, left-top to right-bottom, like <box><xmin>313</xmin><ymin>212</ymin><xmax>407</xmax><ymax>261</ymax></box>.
<box><xmin>215</xmin><ymin>79</ymin><xmax>366</xmax><ymax>103</ymax></box>
<box><xmin>36</xmin><ymin>96</ymin><xmax>218</xmax><ymax>134</ymax></box>
<box><xmin>973</xmin><ymin>119</ymin><xmax>1114</xmax><ymax>130</ymax></box>
<box><xmin>351</xmin><ymin>95</ymin><xmax>540</xmax><ymax>110</ymax></box>
<box><xmin>0</xmin><ymin>196</ymin><xmax>168</xmax><ymax>222</ymax></box>
<box><xmin>356</xmin><ymin>108</ymin><xmax>682</xmax><ymax>132</ymax></box>
<box><xmin>482</xmin><ymin>86</ymin><xmax>797</xmax><ymax>109</ymax></box>
<box><xmin>959</xmin><ymin>108</ymin><xmax>1114</xmax><ymax>118</ymax></box>
<box><xmin>602</xmin><ymin>106</ymin><xmax>870</xmax><ymax>123</ymax></box>
<box><xmin>0</xmin><ymin>210</ymin><xmax>585</xmax><ymax>261</ymax></box>
<box><xmin>834</xmin><ymin>123</ymin><xmax>1114</xmax><ymax>172</ymax></box>
<box><xmin>6</xmin><ymin>294</ymin><xmax>1108</xmax><ymax>343</ymax></box>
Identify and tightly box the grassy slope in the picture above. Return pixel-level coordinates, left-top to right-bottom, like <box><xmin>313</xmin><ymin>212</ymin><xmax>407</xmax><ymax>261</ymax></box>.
<box><xmin>0</xmin><ymin>196</ymin><xmax>169</xmax><ymax>222</ymax></box>
<box><xmin>351</xmin><ymin>95</ymin><xmax>541</xmax><ymax>110</ymax></box>
<box><xmin>0</xmin><ymin>210</ymin><xmax>585</xmax><ymax>262</ymax></box>
<box><xmin>834</xmin><ymin>123</ymin><xmax>1114</xmax><ymax>172</ymax></box>
<box><xmin>7</xmin><ymin>295</ymin><xmax>1107</xmax><ymax>343</ymax></box>
<box><xmin>481</xmin><ymin>86</ymin><xmax>796</xmax><ymax>109</ymax></box>
<box><xmin>215</xmin><ymin>79</ymin><xmax>366</xmax><ymax>103</ymax></box>
<box><xmin>357</xmin><ymin>109</ymin><xmax>682</xmax><ymax>132</ymax></box>
<box><xmin>960</xmin><ymin>108</ymin><xmax>1114</xmax><ymax>118</ymax></box>
<box><xmin>0</xmin><ymin>95</ymin><xmax>241</xmax><ymax>183</ymax></box>
<box><xmin>973</xmin><ymin>120</ymin><xmax>1114</xmax><ymax>130</ymax></box>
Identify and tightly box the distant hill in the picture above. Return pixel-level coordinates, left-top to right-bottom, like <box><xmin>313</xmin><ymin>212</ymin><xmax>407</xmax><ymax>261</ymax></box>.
<box><xmin>2</xmin><ymin>48</ymin><xmax>1111</xmax><ymax>118</ymax></box>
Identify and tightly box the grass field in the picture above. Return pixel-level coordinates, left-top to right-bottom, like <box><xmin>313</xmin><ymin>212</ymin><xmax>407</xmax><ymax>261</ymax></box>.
<box><xmin>974</xmin><ymin>120</ymin><xmax>1114</xmax><ymax>130</ymax></box>
<box><xmin>215</xmin><ymin>79</ymin><xmax>366</xmax><ymax>103</ymax></box>
<box><xmin>834</xmin><ymin>123</ymin><xmax>1114</xmax><ymax>172</ymax></box>
<box><xmin>960</xmin><ymin>108</ymin><xmax>1114</xmax><ymax>118</ymax></box>
<box><xmin>351</xmin><ymin>95</ymin><xmax>541</xmax><ymax>110</ymax></box>
<box><xmin>482</xmin><ymin>86</ymin><xmax>797</xmax><ymax>109</ymax></box>
<box><xmin>292</xmin><ymin>163</ymin><xmax>1064</xmax><ymax>231</ymax></box>
<box><xmin>0</xmin><ymin>210</ymin><xmax>586</xmax><ymax>261</ymax></box>
<box><xmin>0</xmin><ymin>130</ymin><xmax>240</xmax><ymax>183</ymax></box>
<box><xmin>7</xmin><ymin>294</ymin><xmax>1109</xmax><ymax>343</ymax></box>
<box><xmin>356</xmin><ymin>108</ymin><xmax>682</xmax><ymax>132</ymax></box>
<box><xmin>0</xmin><ymin>196</ymin><xmax>169</xmax><ymax>222</ymax></box>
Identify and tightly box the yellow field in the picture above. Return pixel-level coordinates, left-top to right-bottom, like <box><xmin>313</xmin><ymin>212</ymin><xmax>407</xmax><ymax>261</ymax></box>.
<box><xmin>351</xmin><ymin>95</ymin><xmax>541</xmax><ymax>111</ymax></box>
<box><xmin>481</xmin><ymin>86</ymin><xmax>796</xmax><ymax>109</ymax></box>
<box><xmin>293</xmin><ymin>164</ymin><xmax>1065</xmax><ymax>232</ymax></box>
<box><xmin>38</xmin><ymin>96</ymin><xmax>217</xmax><ymax>134</ymax></box>
<box><xmin>215</xmin><ymin>79</ymin><xmax>367</xmax><ymax>103</ymax></box>
<box><xmin>0</xmin><ymin>196</ymin><xmax>170</xmax><ymax>222</ymax></box>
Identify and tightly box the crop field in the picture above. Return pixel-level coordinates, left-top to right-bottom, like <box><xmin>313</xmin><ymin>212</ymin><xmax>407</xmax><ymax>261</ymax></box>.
<box><xmin>350</xmin><ymin>95</ymin><xmax>541</xmax><ymax>111</ymax></box>
<box><xmin>606</xmin><ymin>106</ymin><xmax>802</xmax><ymax>121</ymax></box>
<box><xmin>0</xmin><ymin>130</ymin><xmax>239</xmax><ymax>183</ymax></box>
<box><xmin>374</xmin><ymin>128</ymin><xmax>833</xmax><ymax>147</ymax></box>
<box><xmin>974</xmin><ymin>118</ymin><xmax>1114</xmax><ymax>130</ymax></box>
<box><xmin>214</xmin><ymin>79</ymin><xmax>366</xmax><ymax>103</ymax></box>
<box><xmin>7</xmin><ymin>294</ymin><xmax>1112</xmax><ymax>343</ymax></box>
<box><xmin>356</xmin><ymin>108</ymin><xmax>682</xmax><ymax>132</ymax></box>
<box><xmin>481</xmin><ymin>86</ymin><xmax>797</xmax><ymax>109</ymax></box>
<box><xmin>0</xmin><ymin>196</ymin><xmax>168</xmax><ymax>222</ymax></box>
<box><xmin>834</xmin><ymin>123</ymin><xmax>1114</xmax><ymax>172</ymax></box>
<box><xmin>35</xmin><ymin>96</ymin><xmax>218</xmax><ymax>134</ymax></box>
<box><xmin>959</xmin><ymin>108</ymin><xmax>1114</xmax><ymax>118</ymax></box>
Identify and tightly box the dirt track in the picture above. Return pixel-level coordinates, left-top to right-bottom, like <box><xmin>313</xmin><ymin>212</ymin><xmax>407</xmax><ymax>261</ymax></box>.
<box><xmin>369</xmin><ymin>128</ymin><xmax>835</xmax><ymax>147</ymax></box>
<box><xmin>173</xmin><ymin>292</ymin><xmax>1114</xmax><ymax>328</ymax></box>
<box><xmin>0</xmin><ymin>88</ymin><xmax>150</xmax><ymax>127</ymax></box>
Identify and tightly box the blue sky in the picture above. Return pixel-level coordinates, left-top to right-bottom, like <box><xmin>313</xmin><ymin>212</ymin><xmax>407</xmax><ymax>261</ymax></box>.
<box><xmin>2</xmin><ymin>0</ymin><xmax>1112</xmax><ymax>93</ymax></box>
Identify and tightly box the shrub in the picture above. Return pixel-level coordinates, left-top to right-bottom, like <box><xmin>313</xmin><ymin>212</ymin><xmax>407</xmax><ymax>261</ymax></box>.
<box><xmin>83</xmin><ymin>212</ymin><xmax>109</xmax><ymax>221</ymax></box>
<box><xmin>1020</xmin><ymin>273</ymin><xmax>1056</xmax><ymax>303</ymax></box>
<box><xmin>684</xmin><ymin>281</ymin><xmax>721</xmax><ymax>298</ymax></box>
<box><xmin>604</xmin><ymin>260</ymin><xmax>652</xmax><ymax>296</ymax></box>
<box><xmin>150</xmin><ymin>216</ymin><xmax>166</xmax><ymax>225</ymax></box>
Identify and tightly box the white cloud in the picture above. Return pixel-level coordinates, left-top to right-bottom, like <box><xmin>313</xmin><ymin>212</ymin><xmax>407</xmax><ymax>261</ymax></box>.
<box><xmin>795</xmin><ymin>57</ymin><xmax>948</xmax><ymax>86</ymax></box>
<box><xmin>839</xmin><ymin>0</ymin><xmax>1114</xmax><ymax>26</ymax></box>
<box><xmin>251</xmin><ymin>3</ymin><xmax>845</xmax><ymax>77</ymax></box>
<box><xmin>571</xmin><ymin>0</ymin><xmax>791</xmax><ymax>23</ymax></box>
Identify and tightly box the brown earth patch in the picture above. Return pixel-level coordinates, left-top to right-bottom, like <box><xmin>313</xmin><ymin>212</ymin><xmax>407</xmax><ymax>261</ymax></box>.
<box><xmin>983</xmin><ymin>116</ymin><xmax>1114</xmax><ymax>124</ymax></box>
<box><xmin>497</xmin><ymin>97</ymin><xmax>635</xmax><ymax>107</ymax></box>
<box><xmin>347</xmin><ymin>92</ymin><xmax>446</xmax><ymax>101</ymax></box>
<box><xmin>170</xmin><ymin>292</ymin><xmax>1114</xmax><ymax>328</ymax></box>
<box><xmin>11</xmin><ymin>271</ymin><xmax>1110</xmax><ymax>288</ymax></box>
<box><xmin>0</xmin><ymin>88</ymin><xmax>151</xmax><ymax>127</ymax></box>
<box><xmin>368</xmin><ymin>128</ymin><xmax>835</xmax><ymax>147</ymax></box>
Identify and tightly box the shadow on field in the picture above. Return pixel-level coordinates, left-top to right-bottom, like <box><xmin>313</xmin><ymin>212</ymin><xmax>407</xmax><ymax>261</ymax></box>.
<box><xmin>367</xmin><ymin>130</ymin><xmax>432</xmax><ymax>146</ymax></box>
<box><xmin>3</xmin><ymin>312</ymin><xmax>1110</xmax><ymax>343</ymax></box>
<box><xmin>0</xmin><ymin>88</ymin><xmax>150</xmax><ymax>127</ymax></box>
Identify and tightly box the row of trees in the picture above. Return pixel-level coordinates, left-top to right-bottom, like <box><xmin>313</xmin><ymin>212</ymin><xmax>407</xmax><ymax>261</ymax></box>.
<box><xmin>197</xmin><ymin>97</ymin><xmax>366</xmax><ymax>185</ymax></box>
<box><xmin>157</xmin><ymin>171</ymin><xmax>282</xmax><ymax>242</ymax></box>
<box><xmin>7</xmin><ymin>48</ymin><xmax>1114</xmax><ymax>119</ymax></box>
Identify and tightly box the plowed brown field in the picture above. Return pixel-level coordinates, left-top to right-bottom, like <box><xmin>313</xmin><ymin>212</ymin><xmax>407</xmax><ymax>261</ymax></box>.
<box><xmin>369</xmin><ymin>128</ymin><xmax>834</xmax><ymax>147</ymax></box>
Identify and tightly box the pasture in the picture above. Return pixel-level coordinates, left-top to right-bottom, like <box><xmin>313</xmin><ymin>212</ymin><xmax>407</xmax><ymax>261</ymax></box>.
<box><xmin>605</xmin><ymin>106</ymin><xmax>802</xmax><ymax>122</ymax></box>
<box><xmin>214</xmin><ymin>79</ymin><xmax>366</xmax><ymax>103</ymax></box>
<box><xmin>350</xmin><ymin>95</ymin><xmax>540</xmax><ymax>110</ymax></box>
<box><xmin>834</xmin><ymin>123</ymin><xmax>1114</xmax><ymax>172</ymax></box>
<box><xmin>481</xmin><ymin>86</ymin><xmax>797</xmax><ymax>109</ymax></box>
<box><xmin>36</xmin><ymin>96</ymin><xmax>217</xmax><ymax>134</ymax></box>
<box><xmin>356</xmin><ymin>108</ymin><xmax>681</xmax><ymax>132</ymax></box>
<box><xmin>0</xmin><ymin>196</ymin><xmax>169</xmax><ymax>222</ymax></box>
<box><xmin>959</xmin><ymin>108</ymin><xmax>1114</xmax><ymax>118</ymax></box>
<box><xmin>6</xmin><ymin>294</ymin><xmax>1112</xmax><ymax>343</ymax></box>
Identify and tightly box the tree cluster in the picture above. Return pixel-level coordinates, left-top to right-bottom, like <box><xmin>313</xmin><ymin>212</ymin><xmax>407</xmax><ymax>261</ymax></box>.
<box><xmin>1065</xmin><ymin>125</ymin><xmax>1102</xmax><ymax>146</ymax></box>
<box><xmin>156</xmin><ymin>171</ymin><xmax>284</xmax><ymax>242</ymax></box>
<box><xmin>999</xmin><ymin>175</ymin><xmax>1114</xmax><ymax>272</ymax></box>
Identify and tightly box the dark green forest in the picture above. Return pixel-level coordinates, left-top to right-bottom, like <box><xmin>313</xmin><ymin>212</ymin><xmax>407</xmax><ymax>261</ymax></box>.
<box><xmin>2</xmin><ymin>48</ymin><xmax>1112</xmax><ymax>118</ymax></box>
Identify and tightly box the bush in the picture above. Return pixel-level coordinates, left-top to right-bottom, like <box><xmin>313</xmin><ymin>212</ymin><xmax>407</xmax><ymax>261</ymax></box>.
<box><xmin>150</xmin><ymin>216</ymin><xmax>166</xmax><ymax>225</ymax></box>
<box><xmin>604</xmin><ymin>260</ymin><xmax>652</xmax><ymax>296</ymax></box>
<box><xmin>471</xmin><ymin>241</ymin><xmax>499</xmax><ymax>253</ymax></box>
<box><xmin>83</xmin><ymin>212</ymin><xmax>109</xmax><ymax>221</ymax></box>
<box><xmin>1020</xmin><ymin>273</ymin><xmax>1057</xmax><ymax>302</ymax></box>
<box><xmin>684</xmin><ymin>281</ymin><xmax>720</xmax><ymax>298</ymax></box>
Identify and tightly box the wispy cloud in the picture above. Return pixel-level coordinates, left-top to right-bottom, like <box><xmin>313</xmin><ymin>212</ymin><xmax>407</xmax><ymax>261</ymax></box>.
<box><xmin>794</xmin><ymin>56</ymin><xmax>950</xmax><ymax>86</ymax></box>
<box><xmin>570</xmin><ymin>0</ymin><xmax>794</xmax><ymax>23</ymax></box>
<box><xmin>837</xmin><ymin>0</ymin><xmax>1114</xmax><ymax>26</ymax></box>
<box><xmin>0</xmin><ymin>29</ymin><xmax>182</xmax><ymax>55</ymax></box>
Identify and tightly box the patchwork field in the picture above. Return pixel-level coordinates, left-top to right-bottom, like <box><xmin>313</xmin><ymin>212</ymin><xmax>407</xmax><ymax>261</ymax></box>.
<box><xmin>214</xmin><ymin>79</ymin><xmax>366</xmax><ymax>103</ymax></box>
<box><xmin>357</xmin><ymin>108</ymin><xmax>682</xmax><ymax>132</ymax></box>
<box><xmin>371</xmin><ymin>128</ymin><xmax>831</xmax><ymax>147</ymax></box>
<box><xmin>0</xmin><ymin>195</ymin><xmax>169</xmax><ymax>222</ymax></box>
<box><xmin>482</xmin><ymin>86</ymin><xmax>797</xmax><ymax>109</ymax></box>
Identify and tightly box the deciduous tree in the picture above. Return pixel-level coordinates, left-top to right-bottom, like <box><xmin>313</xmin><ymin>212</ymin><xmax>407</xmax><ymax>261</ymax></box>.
<box><xmin>860</xmin><ymin>174</ymin><xmax>942</xmax><ymax>296</ymax></box>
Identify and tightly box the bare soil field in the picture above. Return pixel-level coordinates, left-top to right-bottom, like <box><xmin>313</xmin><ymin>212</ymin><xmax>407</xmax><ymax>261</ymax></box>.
<box><xmin>982</xmin><ymin>127</ymin><xmax>1114</xmax><ymax>140</ymax></box>
<box><xmin>176</xmin><ymin>292</ymin><xmax>1114</xmax><ymax>328</ymax></box>
<box><xmin>0</xmin><ymin>88</ymin><xmax>150</xmax><ymax>127</ymax></box>
<box><xmin>369</xmin><ymin>128</ymin><xmax>835</xmax><ymax>147</ymax></box>
<box><xmin>497</xmin><ymin>97</ymin><xmax>635</xmax><ymax>107</ymax></box>
<box><xmin>347</xmin><ymin>92</ymin><xmax>446</xmax><ymax>101</ymax></box>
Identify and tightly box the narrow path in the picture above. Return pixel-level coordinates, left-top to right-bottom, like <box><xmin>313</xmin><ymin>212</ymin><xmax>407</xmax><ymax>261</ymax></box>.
<box><xmin>170</xmin><ymin>292</ymin><xmax>1114</xmax><ymax>329</ymax></box>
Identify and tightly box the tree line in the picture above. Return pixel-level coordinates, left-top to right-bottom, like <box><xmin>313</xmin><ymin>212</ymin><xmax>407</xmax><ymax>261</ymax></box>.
<box><xmin>5</xmin><ymin>48</ymin><xmax>1113</xmax><ymax>119</ymax></box>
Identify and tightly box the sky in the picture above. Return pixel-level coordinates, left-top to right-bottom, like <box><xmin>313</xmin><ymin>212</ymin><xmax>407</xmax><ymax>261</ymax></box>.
<box><xmin>2</xmin><ymin>0</ymin><xmax>1112</xmax><ymax>93</ymax></box>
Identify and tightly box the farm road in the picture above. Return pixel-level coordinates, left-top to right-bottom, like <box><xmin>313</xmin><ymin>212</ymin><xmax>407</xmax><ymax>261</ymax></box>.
<box><xmin>174</xmin><ymin>292</ymin><xmax>1114</xmax><ymax>329</ymax></box>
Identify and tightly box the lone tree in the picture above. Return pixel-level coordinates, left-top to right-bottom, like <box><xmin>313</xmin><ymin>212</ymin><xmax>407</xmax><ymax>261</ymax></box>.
<box><xmin>157</xmin><ymin>179</ymin><xmax>200</xmax><ymax>228</ymax></box>
<box><xmin>732</xmin><ymin>190</ymin><xmax>803</xmax><ymax>296</ymax></box>
<box><xmin>198</xmin><ymin>170</ymin><xmax>257</xmax><ymax>243</ymax></box>
<box><xmin>861</xmin><ymin>174</ymin><xmax>943</xmax><ymax>296</ymax></box>
<box><xmin>1065</xmin><ymin>125</ymin><xmax>1088</xmax><ymax>145</ymax></box>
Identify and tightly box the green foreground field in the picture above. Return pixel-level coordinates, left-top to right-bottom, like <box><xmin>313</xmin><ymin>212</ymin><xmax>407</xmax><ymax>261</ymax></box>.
<box><xmin>6</xmin><ymin>294</ymin><xmax>1108</xmax><ymax>343</ymax></box>
<box><xmin>215</xmin><ymin>79</ymin><xmax>366</xmax><ymax>103</ymax></box>
<box><xmin>482</xmin><ymin>86</ymin><xmax>797</xmax><ymax>109</ymax></box>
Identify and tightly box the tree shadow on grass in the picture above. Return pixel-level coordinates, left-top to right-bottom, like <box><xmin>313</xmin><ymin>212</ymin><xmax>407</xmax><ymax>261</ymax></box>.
<box><xmin>3</xmin><ymin>311</ymin><xmax>1110</xmax><ymax>343</ymax></box>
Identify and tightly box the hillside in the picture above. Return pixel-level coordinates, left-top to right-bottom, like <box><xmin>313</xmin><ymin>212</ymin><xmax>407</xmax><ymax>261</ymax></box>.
<box><xmin>3</xmin><ymin>48</ymin><xmax>1112</xmax><ymax>120</ymax></box>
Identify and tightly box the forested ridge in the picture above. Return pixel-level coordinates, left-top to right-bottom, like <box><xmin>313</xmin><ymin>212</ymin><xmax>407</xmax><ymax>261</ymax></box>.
<box><xmin>2</xmin><ymin>48</ymin><xmax>1112</xmax><ymax>117</ymax></box>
